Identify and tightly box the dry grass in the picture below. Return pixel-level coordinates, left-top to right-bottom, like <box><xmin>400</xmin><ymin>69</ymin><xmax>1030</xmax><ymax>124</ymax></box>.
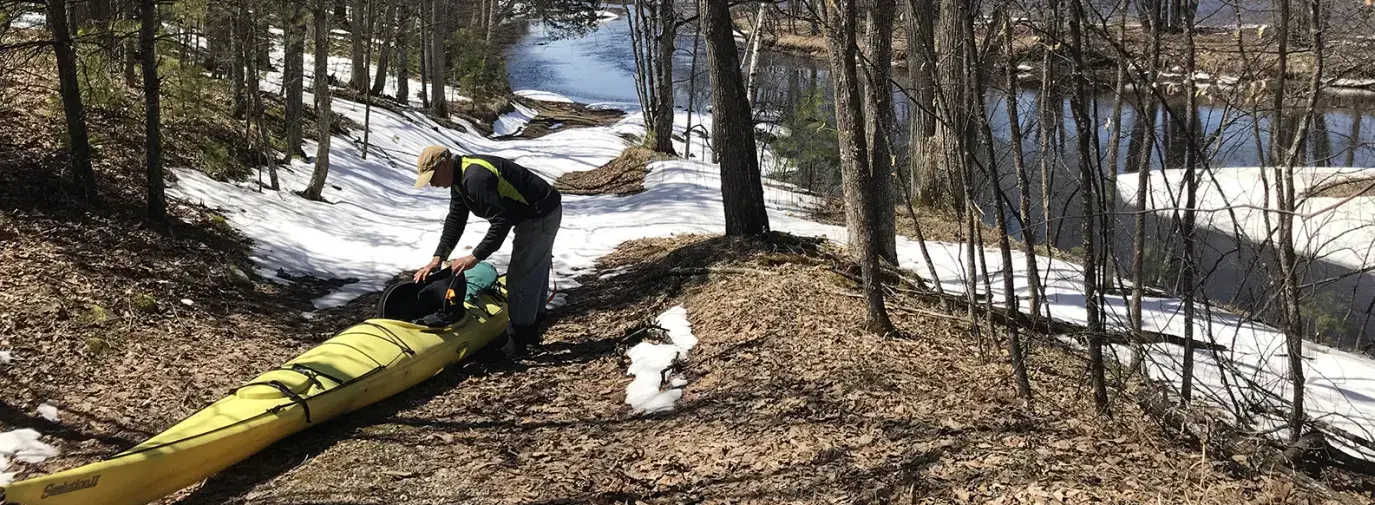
<box><xmin>554</xmin><ymin>145</ymin><xmax>666</xmax><ymax>196</ymax></box>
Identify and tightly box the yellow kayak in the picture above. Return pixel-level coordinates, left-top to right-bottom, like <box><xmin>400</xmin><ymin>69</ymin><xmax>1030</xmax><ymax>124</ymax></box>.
<box><xmin>0</xmin><ymin>278</ymin><xmax>509</xmax><ymax>505</ymax></box>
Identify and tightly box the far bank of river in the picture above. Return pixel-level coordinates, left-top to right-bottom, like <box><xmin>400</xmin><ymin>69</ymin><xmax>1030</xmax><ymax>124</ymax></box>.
<box><xmin>504</xmin><ymin>13</ymin><xmax>1375</xmax><ymax>352</ymax></box>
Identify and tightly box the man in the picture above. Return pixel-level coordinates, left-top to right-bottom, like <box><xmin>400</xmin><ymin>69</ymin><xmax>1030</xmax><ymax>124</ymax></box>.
<box><xmin>412</xmin><ymin>145</ymin><xmax>562</xmax><ymax>356</ymax></box>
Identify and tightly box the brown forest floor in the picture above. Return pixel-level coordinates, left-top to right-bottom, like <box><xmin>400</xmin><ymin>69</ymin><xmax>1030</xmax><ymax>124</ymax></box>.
<box><xmin>150</xmin><ymin>233</ymin><xmax>1375</xmax><ymax>504</ymax></box>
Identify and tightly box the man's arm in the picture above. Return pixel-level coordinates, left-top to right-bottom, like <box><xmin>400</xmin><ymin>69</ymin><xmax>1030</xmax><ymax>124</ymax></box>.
<box><xmin>467</xmin><ymin>170</ymin><xmax>514</xmax><ymax>260</ymax></box>
<box><xmin>433</xmin><ymin>186</ymin><xmax>470</xmax><ymax>260</ymax></box>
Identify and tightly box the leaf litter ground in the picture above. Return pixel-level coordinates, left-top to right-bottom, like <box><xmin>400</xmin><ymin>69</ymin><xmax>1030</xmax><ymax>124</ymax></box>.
<box><xmin>152</xmin><ymin>234</ymin><xmax>1369</xmax><ymax>504</ymax></box>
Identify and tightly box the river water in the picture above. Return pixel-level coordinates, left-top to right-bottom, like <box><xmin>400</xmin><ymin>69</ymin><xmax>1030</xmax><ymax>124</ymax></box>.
<box><xmin>505</xmin><ymin>12</ymin><xmax>1375</xmax><ymax>351</ymax></box>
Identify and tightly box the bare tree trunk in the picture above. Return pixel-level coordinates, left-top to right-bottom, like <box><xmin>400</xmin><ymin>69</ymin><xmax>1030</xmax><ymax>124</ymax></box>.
<box><xmin>371</xmin><ymin>0</ymin><xmax>397</xmax><ymax>95</ymax></box>
<box><xmin>702</xmin><ymin>0</ymin><xmax>770</xmax><ymax>235</ymax></box>
<box><xmin>1180</xmin><ymin>6</ymin><xmax>1199</xmax><ymax>403</ymax></box>
<box><xmin>651</xmin><ymin>0</ymin><xmax>676</xmax><ymax>154</ymax></box>
<box><xmin>1103</xmin><ymin>11</ymin><xmax>1128</xmax><ymax>294</ymax></box>
<box><xmin>429</xmin><ymin>0</ymin><xmax>446</xmax><ymax>115</ymax></box>
<box><xmin>860</xmin><ymin>0</ymin><xmax>898</xmax><ymax>265</ymax></box>
<box><xmin>350</xmin><ymin>0</ymin><xmax>368</xmax><ymax>91</ymax></box>
<box><xmin>1345</xmin><ymin>111</ymin><xmax>1362</xmax><ymax>167</ymax></box>
<box><xmin>983</xmin><ymin>7</ymin><xmax>1033</xmax><ymax>403</ymax></box>
<box><xmin>925</xmin><ymin>0</ymin><xmax>967</xmax><ymax>214</ymax></box>
<box><xmin>1277</xmin><ymin>0</ymin><xmax>1324</xmax><ymax>447</ymax></box>
<box><xmin>396</xmin><ymin>4</ymin><xmax>411</xmax><ymax>104</ymax></box>
<box><xmin>305</xmin><ymin>0</ymin><xmax>334</xmax><ymax>201</ymax></box>
<box><xmin>419</xmin><ymin>0</ymin><xmax>429</xmax><ymax>108</ymax></box>
<box><xmin>824</xmin><ymin>0</ymin><xmax>895</xmax><ymax>334</ymax></box>
<box><xmin>684</xmin><ymin>23</ymin><xmax>702</xmax><ymax>159</ymax></box>
<box><xmin>47</xmin><ymin>0</ymin><xmax>97</xmax><ymax>202</ymax></box>
<box><xmin>140</xmin><ymin>0</ymin><xmax>164</xmax><ymax>221</ymax></box>
<box><xmin>362</xmin><ymin>0</ymin><xmax>376</xmax><ymax>158</ymax></box>
<box><xmin>1003</xmin><ymin>11</ymin><xmax>1043</xmax><ymax>327</ymax></box>
<box><xmin>744</xmin><ymin>3</ymin><xmax>765</xmax><ymax>102</ymax></box>
<box><xmin>906</xmin><ymin>0</ymin><xmax>936</xmax><ymax>205</ymax></box>
<box><xmin>231</xmin><ymin>4</ymin><xmax>247</xmax><ymax>118</ymax></box>
<box><xmin>284</xmin><ymin>0</ymin><xmax>308</xmax><ymax>160</ymax></box>
<box><xmin>1068</xmin><ymin>0</ymin><xmax>1108</xmax><ymax>415</ymax></box>
<box><xmin>123</xmin><ymin>7</ymin><xmax>138</xmax><ymax>88</ymax></box>
<box><xmin>1131</xmin><ymin>0</ymin><xmax>1161</xmax><ymax>368</ymax></box>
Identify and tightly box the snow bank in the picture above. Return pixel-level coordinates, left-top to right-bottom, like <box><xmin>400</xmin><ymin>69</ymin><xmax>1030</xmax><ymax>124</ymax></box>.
<box><xmin>1118</xmin><ymin>166</ymin><xmax>1375</xmax><ymax>282</ymax></box>
<box><xmin>514</xmin><ymin>90</ymin><xmax>575</xmax><ymax>103</ymax></box>
<box><xmin>11</xmin><ymin>12</ymin><xmax>45</xmax><ymax>29</ymax></box>
<box><xmin>623</xmin><ymin>306</ymin><xmax>698</xmax><ymax>414</ymax></box>
<box><xmin>0</xmin><ymin>429</ymin><xmax>59</xmax><ymax>485</ymax></box>
<box><xmin>492</xmin><ymin>101</ymin><xmax>538</xmax><ymax>137</ymax></box>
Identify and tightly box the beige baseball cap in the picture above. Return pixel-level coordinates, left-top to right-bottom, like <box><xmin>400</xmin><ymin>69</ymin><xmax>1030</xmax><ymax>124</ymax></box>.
<box><xmin>414</xmin><ymin>145</ymin><xmax>453</xmax><ymax>188</ymax></box>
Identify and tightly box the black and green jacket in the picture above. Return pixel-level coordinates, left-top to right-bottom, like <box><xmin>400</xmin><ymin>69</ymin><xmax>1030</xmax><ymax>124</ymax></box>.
<box><xmin>434</xmin><ymin>154</ymin><xmax>561</xmax><ymax>260</ymax></box>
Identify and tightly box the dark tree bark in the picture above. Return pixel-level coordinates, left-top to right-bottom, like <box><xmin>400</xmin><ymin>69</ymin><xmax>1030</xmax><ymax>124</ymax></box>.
<box><xmin>823</xmin><ymin>0</ymin><xmax>894</xmax><ymax>335</ymax></box>
<box><xmin>419</xmin><ymin>0</ymin><xmax>429</xmax><ymax>108</ymax></box>
<box><xmin>861</xmin><ymin>0</ymin><xmax>897</xmax><ymax>265</ymax></box>
<box><xmin>284</xmin><ymin>0</ymin><xmax>308</xmax><ymax>160</ymax></box>
<box><xmin>305</xmin><ymin>0</ymin><xmax>334</xmax><ymax>201</ymax></box>
<box><xmin>123</xmin><ymin>6</ymin><xmax>138</xmax><ymax>88</ymax></box>
<box><xmin>396</xmin><ymin>3</ymin><xmax>411</xmax><ymax>103</ymax></box>
<box><xmin>1131</xmin><ymin>0</ymin><xmax>1162</xmax><ymax>369</ymax></box>
<box><xmin>350</xmin><ymin>0</ymin><xmax>369</xmax><ymax>92</ymax></box>
<box><xmin>429</xmin><ymin>0</ymin><xmax>447</xmax><ymax>115</ymax></box>
<box><xmin>1068</xmin><ymin>0</ymin><xmax>1108</xmax><ymax>415</ymax></box>
<box><xmin>140</xmin><ymin>0</ymin><xmax>164</xmax><ymax>220</ymax></box>
<box><xmin>334</xmin><ymin>0</ymin><xmax>349</xmax><ymax>26</ymax></box>
<box><xmin>371</xmin><ymin>0</ymin><xmax>398</xmax><ymax>96</ymax></box>
<box><xmin>983</xmin><ymin>7</ymin><xmax>1033</xmax><ymax>403</ymax></box>
<box><xmin>906</xmin><ymin>0</ymin><xmax>936</xmax><ymax>205</ymax></box>
<box><xmin>1003</xmin><ymin>11</ymin><xmax>1043</xmax><ymax>329</ymax></box>
<box><xmin>231</xmin><ymin>3</ymin><xmax>248</xmax><ymax>119</ymax></box>
<box><xmin>624</xmin><ymin>0</ymin><xmax>676</xmax><ymax>154</ymax></box>
<box><xmin>928</xmin><ymin>0</ymin><xmax>968</xmax><ymax>214</ymax></box>
<box><xmin>701</xmin><ymin>0</ymin><xmax>769</xmax><ymax>235</ymax></box>
<box><xmin>1276</xmin><ymin>0</ymin><xmax>1324</xmax><ymax>447</ymax></box>
<box><xmin>46</xmin><ymin>0</ymin><xmax>97</xmax><ymax>202</ymax></box>
<box><xmin>1181</xmin><ymin>5</ymin><xmax>1199</xmax><ymax>403</ymax></box>
<box><xmin>649</xmin><ymin>0</ymin><xmax>676</xmax><ymax>154</ymax></box>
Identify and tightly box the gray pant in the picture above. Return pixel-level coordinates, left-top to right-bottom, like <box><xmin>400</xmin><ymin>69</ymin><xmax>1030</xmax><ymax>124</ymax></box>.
<box><xmin>507</xmin><ymin>204</ymin><xmax>561</xmax><ymax>332</ymax></box>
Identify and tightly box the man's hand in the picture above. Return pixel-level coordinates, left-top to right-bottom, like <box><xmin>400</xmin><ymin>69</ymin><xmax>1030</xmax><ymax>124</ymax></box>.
<box><xmin>448</xmin><ymin>255</ymin><xmax>480</xmax><ymax>273</ymax></box>
<box><xmin>414</xmin><ymin>256</ymin><xmax>443</xmax><ymax>282</ymax></box>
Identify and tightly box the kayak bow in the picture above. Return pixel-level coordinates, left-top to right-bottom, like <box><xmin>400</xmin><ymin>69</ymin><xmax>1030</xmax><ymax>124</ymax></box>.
<box><xmin>0</xmin><ymin>279</ymin><xmax>509</xmax><ymax>505</ymax></box>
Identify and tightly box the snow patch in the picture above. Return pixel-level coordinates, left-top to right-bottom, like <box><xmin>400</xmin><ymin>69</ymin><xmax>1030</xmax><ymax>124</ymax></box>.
<box><xmin>514</xmin><ymin>90</ymin><xmax>574</xmax><ymax>103</ymax></box>
<box><xmin>0</xmin><ymin>351</ymin><xmax>13</xmax><ymax>365</ymax></box>
<box><xmin>655</xmin><ymin>305</ymin><xmax>698</xmax><ymax>357</ymax></box>
<box><xmin>36</xmin><ymin>404</ymin><xmax>58</xmax><ymax>423</ymax></box>
<box><xmin>598</xmin><ymin>267</ymin><xmax>629</xmax><ymax>280</ymax></box>
<box><xmin>12</xmin><ymin>12</ymin><xmax>45</xmax><ymax>29</ymax></box>
<box><xmin>623</xmin><ymin>305</ymin><xmax>697</xmax><ymax>415</ymax></box>
<box><xmin>0</xmin><ymin>429</ymin><xmax>59</xmax><ymax>485</ymax></box>
<box><xmin>493</xmin><ymin>101</ymin><xmax>539</xmax><ymax>138</ymax></box>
